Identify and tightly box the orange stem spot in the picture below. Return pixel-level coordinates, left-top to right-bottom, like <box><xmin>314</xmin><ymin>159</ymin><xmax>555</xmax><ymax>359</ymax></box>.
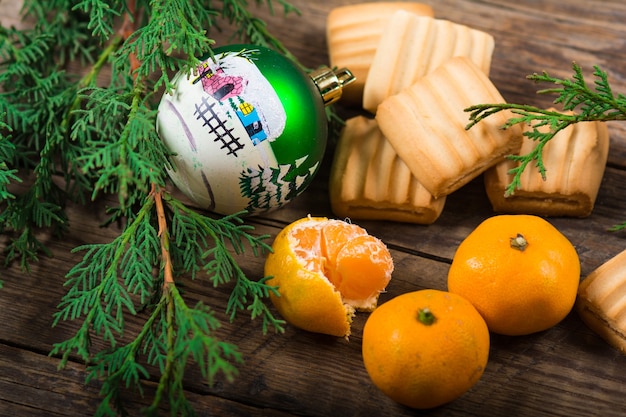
<box><xmin>510</xmin><ymin>233</ymin><xmax>528</xmax><ymax>252</ymax></box>
<box><xmin>417</xmin><ymin>308</ymin><xmax>436</xmax><ymax>326</ymax></box>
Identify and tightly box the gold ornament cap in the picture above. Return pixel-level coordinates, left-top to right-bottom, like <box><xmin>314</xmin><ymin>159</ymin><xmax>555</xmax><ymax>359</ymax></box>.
<box><xmin>310</xmin><ymin>66</ymin><xmax>356</xmax><ymax>106</ymax></box>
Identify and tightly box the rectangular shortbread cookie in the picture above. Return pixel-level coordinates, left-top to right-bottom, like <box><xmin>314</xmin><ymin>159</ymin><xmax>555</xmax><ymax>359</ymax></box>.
<box><xmin>376</xmin><ymin>56</ymin><xmax>522</xmax><ymax>198</ymax></box>
<box><xmin>363</xmin><ymin>10</ymin><xmax>494</xmax><ymax>113</ymax></box>
<box><xmin>326</xmin><ymin>3</ymin><xmax>434</xmax><ymax>106</ymax></box>
<box><xmin>484</xmin><ymin>111</ymin><xmax>609</xmax><ymax>217</ymax></box>
<box><xmin>329</xmin><ymin>116</ymin><xmax>445</xmax><ymax>224</ymax></box>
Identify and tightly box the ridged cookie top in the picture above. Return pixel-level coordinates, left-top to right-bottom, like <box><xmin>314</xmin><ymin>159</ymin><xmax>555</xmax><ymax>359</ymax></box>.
<box><xmin>491</xmin><ymin>116</ymin><xmax>609</xmax><ymax>194</ymax></box>
<box><xmin>363</xmin><ymin>10</ymin><xmax>494</xmax><ymax>113</ymax></box>
<box><xmin>329</xmin><ymin>116</ymin><xmax>445</xmax><ymax>224</ymax></box>
<box><xmin>579</xmin><ymin>249</ymin><xmax>626</xmax><ymax>330</ymax></box>
<box><xmin>376</xmin><ymin>57</ymin><xmax>522</xmax><ymax>198</ymax></box>
<box><xmin>484</xmin><ymin>112</ymin><xmax>609</xmax><ymax>217</ymax></box>
<box><xmin>326</xmin><ymin>3</ymin><xmax>434</xmax><ymax>105</ymax></box>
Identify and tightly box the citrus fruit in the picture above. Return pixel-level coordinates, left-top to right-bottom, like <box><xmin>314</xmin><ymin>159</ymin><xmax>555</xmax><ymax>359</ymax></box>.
<box><xmin>362</xmin><ymin>289</ymin><xmax>490</xmax><ymax>409</ymax></box>
<box><xmin>447</xmin><ymin>214</ymin><xmax>580</xmax><ymax>336</ymax></box>
<box><xmin>264</xmin><ymin>216</ymin><xmax>394</xmax><ymax>337</ymax></box>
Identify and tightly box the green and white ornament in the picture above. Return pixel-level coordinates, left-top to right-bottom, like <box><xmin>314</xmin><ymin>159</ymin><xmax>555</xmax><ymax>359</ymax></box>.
<box><xmin>156</xmin><ymin>44</ymin><xmax>354</xmax><ymax>215</ymax></box>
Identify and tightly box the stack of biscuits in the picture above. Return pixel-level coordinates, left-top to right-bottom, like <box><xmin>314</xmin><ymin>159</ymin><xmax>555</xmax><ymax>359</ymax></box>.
<box><xmin>326</xmin><ymin>2</ymin><xmax>609</xmax><ymax>224</ymax></box>
<box><xmin>327</xmin><ymin>2</ymin><xmax>619</xmax><ymax>358</ymax></box>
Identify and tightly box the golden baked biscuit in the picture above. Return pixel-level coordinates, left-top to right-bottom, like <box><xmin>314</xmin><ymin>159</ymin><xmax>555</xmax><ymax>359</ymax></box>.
<box><xmin>577</xmin><ymin>249</ymin><xmax>626</xmax><ymax>354</ymax></box>
<box><xmin>363</xmin><ymin>11</ymin><xmax>494</xmax><ymax>113</ymax></box>
<box><xmin>329</xmin><ymin>116</ymin><xmax>445</xmax><ymax>224</ymax></box>
<box><xmin>485</xmin><ymin>112</ymin><xmax>609</xmax><ymax>217</ymax></box>
<box><xmin>376</xmin><ymin>56</ymin><xmax>522</xmax><ymax>198</ymax></box>
<box><xmin>326</xmin><ymin>2</ymin><xmax>434</xmax><ymax>106</ymax></box>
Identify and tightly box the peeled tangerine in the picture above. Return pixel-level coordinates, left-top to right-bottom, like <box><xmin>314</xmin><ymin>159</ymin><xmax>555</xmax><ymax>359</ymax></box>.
<box><xmin>264</xmin><ymin>216</ymin><xmax>394</xmax><ymax>337</ymax></box>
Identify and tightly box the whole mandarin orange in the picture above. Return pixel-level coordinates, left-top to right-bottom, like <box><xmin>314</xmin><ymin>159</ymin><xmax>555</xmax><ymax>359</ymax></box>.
<box><xmin>362</xmin><ymin>289</ymin><xmax>490</xmax><ymax>409</ymax></box>
<box><xmin>264</xmin><ymin>216</ymin><xmax>393</xmax><ymax>337</ymax></box>
<box><xmin>447</xmin><ymin>214</ymin><xmax>580</xmax><ymax>336</ymax></box>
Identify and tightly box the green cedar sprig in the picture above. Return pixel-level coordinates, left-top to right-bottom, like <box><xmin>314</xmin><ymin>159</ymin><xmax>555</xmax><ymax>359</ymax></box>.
<box><xmin>0</xmin><ymin>117</ymin><xmax>17</xmax><ymax>285</ymax></box>
<box><xmin>465</xmin><ymin>63</ymin><xmax>626</xmax><ymax>199</ymax></box>
<box><xmin>166</xmin><ymin>196</ymin><xmax>285</xmax><ymax>332</ymax></box>
<box><xmin>0</xmin><ymin>117</ymin><xmax>18</xmax><ymax>202</ymax></box>
<box><xmin>223</xmin><ymin>0</ymin><xmax>300</xmax><ymax>49</ymax></box>
<box><xmin>50</xmin><ymin>189</ymin><xmax>281</xmax><ymax>415</ymax></box>
<box><xmin>1</xmin><ymin>0</ymin><xmax>300</xmax><ymax>415</ymax></box>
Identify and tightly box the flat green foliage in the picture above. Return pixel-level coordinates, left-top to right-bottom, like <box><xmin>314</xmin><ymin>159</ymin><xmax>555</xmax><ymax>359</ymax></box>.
<box><xmin>466</xmin><ymin>63</ymin><xmax>626</xmax><ymax>201</ymax></box>
<box><xmin>50</xmin><ymin>193</ymin><xmax>281</xmax><ymax>415</ymax></box>
<box><xmin>0</xmin><ymin>0</ymin><xmax>301</xmax><ymax>415</ymax></box>
<box><xmin>0</xmin><ymin>118</ymin><xmax>16</xmax><ymax>286</ymax></box>
<box><xmin>166</xmin><ymin>196</ymin><xmax>284</xmax><ymax>332</ymax></box>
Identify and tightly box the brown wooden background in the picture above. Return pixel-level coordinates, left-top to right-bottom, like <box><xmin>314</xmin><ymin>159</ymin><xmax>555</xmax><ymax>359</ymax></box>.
<box><xmin>2</xmin><ymin>0</ymin><xmax>626</xmax><ymax>416</ymax></box>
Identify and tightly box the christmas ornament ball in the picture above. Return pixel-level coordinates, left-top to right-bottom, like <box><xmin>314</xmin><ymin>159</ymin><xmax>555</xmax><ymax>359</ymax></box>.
<box><xmin>156</xmin><ymin>44</ymin><xmax>338</xmax><ymax>215</ymax></box>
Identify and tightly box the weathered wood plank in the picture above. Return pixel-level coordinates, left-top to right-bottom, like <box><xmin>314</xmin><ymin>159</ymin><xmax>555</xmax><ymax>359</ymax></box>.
<box><xmin>3</xmin><ymin>200</ymin><xmax>626</xmax><ymax>417</ymax></box>
<box><xmin>0</xmin><ymin>344</ymin><xmax>298</xmax><ymax>416</ymax></box>
<box><xmin>3</xmin><ymin>0</ymin><xmax>626</xmax><ymax>416</ymax></box>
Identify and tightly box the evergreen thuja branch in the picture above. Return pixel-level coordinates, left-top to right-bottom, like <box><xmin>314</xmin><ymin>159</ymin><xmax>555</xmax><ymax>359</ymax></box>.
<box><xmin>85</xmin><ymin>294</ymin><xmax>165</xmax><ymax>417</ymax></box>
<box><xmin>115</xmin><ymin>0</ymin><xmax>219</xmax><ymax>93</ymax></box>
<box><xmin>50</xmin><ymin>195</ymin><xmax>159</xmax><ymax>366</ymax></box>
<box><xmin>71</xmin><ymin>0</ymin><xmax>124</xmax><ymax>41</ymax></box>
<box><xmin>166</xmin><ymin>195</ymin><xmax>285</xmax><ymax>334</ymax></box>
<box><xmin>144</xmin><ymin>187</ymin><xmax>246</xmax><ymax>415</ymax></box>
<box><xmin>0</xmin><ymin>117</ymin><xmax>19</xmax><ymax>284</ymax></box>
<box><xmin>465</xmin><ymin>62</ymin><xmax>626</xmax><ymax>196</ymax></box>
<box><xmin>143</xmin><ymin>282</ymin><xmax>243</xmax><ymax>416</ymax></box>
<box><xmin>221</xmin><ymin>0</ymin><xmax>301</xmax><ymax>61</ymax></box>
<box><xmin>0</xmin><ymin>27</ymin><xmax>75</xmax><ymax>268</ymax></box>
<box><xmin>51</xmin><ymin>186</ymin><xmax>281</xmax><ymax>415</ymax></box>
<box><xmin>8</xmin><ymin>0</ymin><xmax>306</xmax><ymax>414</ymax></box>
<box><xmin>0</xmin><ymin>117</ymin><xmax>19</xmax><ymax>202</ymax></box>
<box><xmin>0</xmin><ymin>0</ymin><xmax>309</xmax><ymax>267</ymax></box>
<box><xmin>21</xmin><ymin>0</ymin><xmax>100</xmax><ymax>65</ymax></box>
<box><xmin>0</xmin><ymin>3</ymin><xmax>126</xmax><ymax>267</ymax></box>
<box><xmin>608</xmin><ymin>221</ymin><xmax>626</xmax><ymax>232</ymax></box>
<box><xmin>73</xmin><ymin>84</ymin><xmax>170</xmax><ymax>210</ymax></box>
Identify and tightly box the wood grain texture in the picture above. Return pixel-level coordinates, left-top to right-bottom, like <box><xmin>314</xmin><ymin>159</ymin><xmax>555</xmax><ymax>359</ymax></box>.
<box><xmin>3</xmin><ymin>0</ymin><xmax>626</xmax><ymax>416</ymax></box>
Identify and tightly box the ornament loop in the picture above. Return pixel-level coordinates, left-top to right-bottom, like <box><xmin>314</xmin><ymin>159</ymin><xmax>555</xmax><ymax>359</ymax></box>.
<box><xmin>310</xmin><ymin>66</ymin><xmax>356</xmax><ymax>106</ymax></box>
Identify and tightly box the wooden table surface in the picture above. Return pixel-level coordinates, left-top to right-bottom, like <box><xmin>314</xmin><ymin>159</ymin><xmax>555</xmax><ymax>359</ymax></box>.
<box><xmin>3</xmin><ymin>0</ymin><xmax>626</xmax><ymax>416</ymax></box>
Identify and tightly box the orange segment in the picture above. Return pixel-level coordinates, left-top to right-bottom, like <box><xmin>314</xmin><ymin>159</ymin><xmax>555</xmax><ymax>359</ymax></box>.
<box><xmin>320</xmin><ymin>221</ymin><xmax>368</xmax><ymax>264</ymax></box>
<box><xmin>332</xmin><ymin>235</ymin><xmax>394</xmax><ymax>304</ymax></box>
<box><xmin>264</xmin><ymin>216</ymin><xmax>394</xmax><ymax>337</ymax></box>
